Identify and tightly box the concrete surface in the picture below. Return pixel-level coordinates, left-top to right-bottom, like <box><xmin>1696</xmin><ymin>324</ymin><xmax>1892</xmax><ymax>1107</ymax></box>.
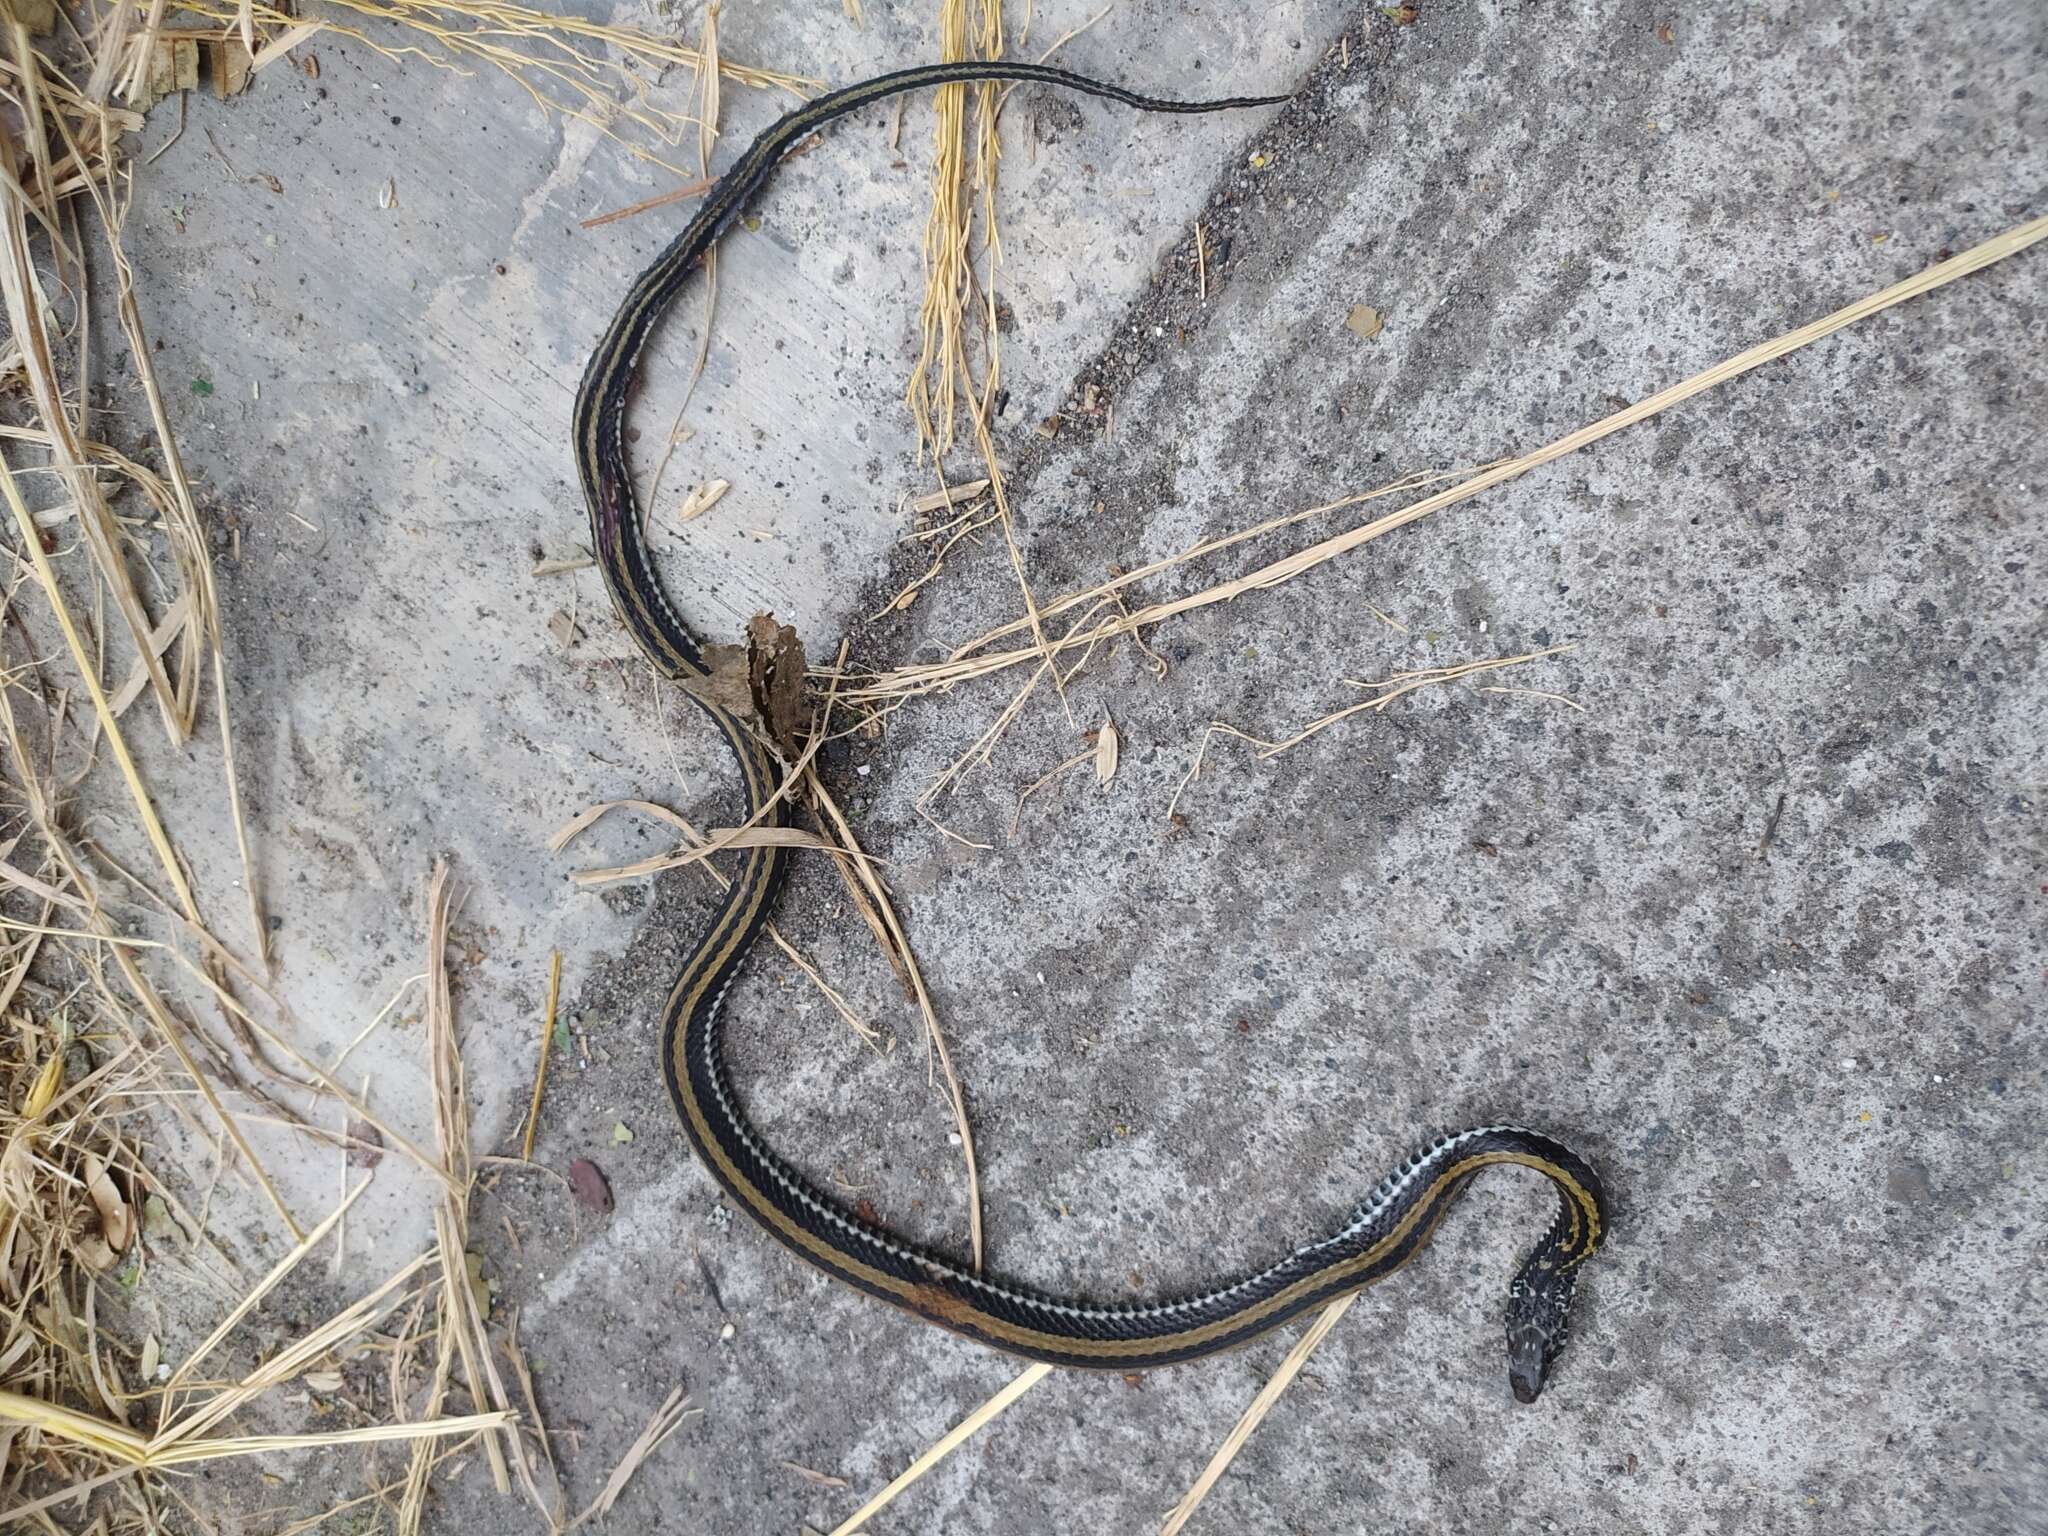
<box><xmin>92</xmin><ymin>0</ymin><xmax>2044</xmax><ymax>1532</ymax></box>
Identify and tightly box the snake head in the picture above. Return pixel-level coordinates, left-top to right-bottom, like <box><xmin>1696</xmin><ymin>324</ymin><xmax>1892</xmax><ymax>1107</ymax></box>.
<box><xmin>1503</xmin><ymin>1266</ymin><xmax>1575</xmax><ymax>1404</ymax></box>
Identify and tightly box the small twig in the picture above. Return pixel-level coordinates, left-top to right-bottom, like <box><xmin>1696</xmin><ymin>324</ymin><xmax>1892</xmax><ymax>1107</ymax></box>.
<box><xmin>521</xmin><ymin>950</ymin><xmax>561</xmax><ymax>1160</ymax></box>
<box><xmin>828</xmin><ymin>1362</ymin><xmax>1052</xmax><ymax>1536</ymax></box>
<box><xmin>1757</xmin><ymin>790</ymin><xmax>1788</xmax><ymax>859</ymax></box>
<box><xmin>1159</xmin><ymin>1296</ymin><xmax>1356</xmax><ymax>1534</ymax></box>
<box><xmin>578</xmin><ymin>174</ymin><xmax>713</xmax><ymax>229</ymax></box>
<box><xmin>1009</xmin><ymin>747</ymin><xmax>1092</xmax><ymax>839</ymax></box>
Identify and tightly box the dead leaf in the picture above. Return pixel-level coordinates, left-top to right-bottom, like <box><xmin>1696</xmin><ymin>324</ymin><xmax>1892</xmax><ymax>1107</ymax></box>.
<box><xmin>303</xmin><ymin>1369</ymin><xmax>344</xmax><ymax>1392</ymax></box>
<box><xmin>140</xmin><ymin>36</ymin><xmax>199</xmax><ymax>110</ymax></box>
<box><xmin>532</xmin><ymin>548</ymin><xmax>595</xmax><ymax>576</ymax></box>
<box><xmin>1344</xmin><ymin>304</ymin><xmax>1383</xmax><ymax>340</ymax></box>
<box><xmin>345</xmin><ymin>1117</ymin><xmax>385</xmax><ymax>1170</ymax></box>
<box><xmin>690</xmin><ymin>640</ymin><xmax>757</xmax><ymax>720</ymax></box>
<box><xmin>746</xmin><ymin>613</ymin><xmax>807</xmax><ymax>763</ymax></box>
<box><xmin>1656</xmin><ymin>22</ymin><xmax>1675</xmax><ymax>44</ymax></box>
<box><xmin>568</xmin><ymin>1157</ymin><xmax>614</xmax><ymax>1214</ymax></box>
<box><xmin>677</xmin><ymin>477</ymin><xmax>730</xmax><ymax>522</ymax></box>
<box><xmin>1095</xmin><ymin>718</ymin><xmax>1120</xmax><ymax>785</ymax></box>
<box><xmin>212</xmin><ymin>37</ymin><xmax>254</xmax><ymax>97</ymax></box>
<box><xmin>83</xmin><ymin>1154</ymin><xmax>134</xmax><ymax>1256</ymax></box>
<box><xmin>140</xmin><ymin>1335</ymin><xmax>160</xmax><ymax>1381</ymax></box>
<box><xmin>75</xmin><ymin>1235</ymin><xmax>119</xmax><ymax>1272</ymax></box>
<box><xmin>611</xmin><ymin>1121</ymin><xmax>634</xmax><ymax>1145</ymax></box>
<box><xmin>548</xmin><ymin>610</ymin><xmax>582</xmax><ymax>648</ymax></box>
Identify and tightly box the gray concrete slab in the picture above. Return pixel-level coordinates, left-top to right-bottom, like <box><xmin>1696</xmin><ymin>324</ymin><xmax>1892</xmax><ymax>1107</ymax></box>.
<box><xmin>102</xmin><ymin>0</ymin><xmax>2042</xmax><ymax>1532</ymax></box>
<box><xmin>113</xmin><ymin>0</ymin><xmax>1334</xmax><ymax>1273</ymax></box>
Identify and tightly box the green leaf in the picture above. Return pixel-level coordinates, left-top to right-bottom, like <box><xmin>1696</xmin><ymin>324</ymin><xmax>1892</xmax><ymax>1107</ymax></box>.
<box><xmin>191</xmin><ymin>376</ymin><xmax>214</xmax><ymax>397</ymax></box>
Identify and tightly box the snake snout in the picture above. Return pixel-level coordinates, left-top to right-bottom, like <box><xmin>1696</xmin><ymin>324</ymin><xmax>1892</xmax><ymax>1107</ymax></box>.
<box><xmin>1506</xmin><ymin>1330</ymin><xmax>1548</xmax><ymax>1405</ymax></box>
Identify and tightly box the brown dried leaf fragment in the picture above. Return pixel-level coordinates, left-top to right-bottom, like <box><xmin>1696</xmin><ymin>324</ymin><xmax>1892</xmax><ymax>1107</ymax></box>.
<box><xmin>690</xmin><ymin>640</ymin><xmax>755</xmax><ymax>719</ymax></box>
<box><xmin>747</xmin><ymin>612</ymin><xmax>807</xmax><ymax>763</ymax></box>
<box><xmin>568</xmin><ymin>1157</ymin><xmax>614</xmax><ymax>1214</ymax></box>
<box><xmin>1344</xmin><ymin>304</ymin><xmax>1383</xmax><ymax>340</ymax></box>
<box><xmin>82</xmin><ymin>1152</ymin><xmax>134</xmax><ymax>1259</ymax></box>
<box><xmin>346</xmin><ymin>1116</ymin><xmax>385</xmax><ymax>1169</ymax></box>
<box><xmin>677</xmin><ymin>477</ymin><xmax>730</xmax><ymax>522</ymax></box>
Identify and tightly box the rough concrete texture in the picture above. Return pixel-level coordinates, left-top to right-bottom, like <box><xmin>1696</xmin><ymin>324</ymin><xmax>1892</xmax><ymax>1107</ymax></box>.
<box><xmin>103</xmin><ymin>0</ymin><xmax>2043</xmax><ymax>1532</ymax></box>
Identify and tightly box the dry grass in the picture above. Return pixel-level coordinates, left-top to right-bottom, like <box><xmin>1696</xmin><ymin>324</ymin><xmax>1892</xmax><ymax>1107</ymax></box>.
<box><xmin>565</xmin><ymin>1384</ymin><xmax>696</xmax><ymax>1529</ymax></box>
<box><xmin>519</xmin><ymin>951</ymin><xmax>562</xmax><ymax>1163</ymax></box>
<box><xmin>826</xmin><ymin>1360</ymin><xmax>1052</xmax><ymax>1536</ymax></box>
<box><xmin>847</xmin><ymin>215</ymin><xmax>2048</xmax><ymax>728</ymax></box>
<box><xmin>1166</xmin><ymin>646</ymin><xmax>1580</xmax><ymax>820</ymax></box>
<box><xmin>0</xmin><ymin>5</ymin><xmax>808</xmax><ymax>1527</ymax></box>
<box><xmin>159</xmin><ymin>0</ymin><xmax>813</xmax><ymax>173</ymax></box>
<box><xmin>1156</xmin><ymin>1293</ymin><xmax>1357</xmax><ymax>1535</ymax></box>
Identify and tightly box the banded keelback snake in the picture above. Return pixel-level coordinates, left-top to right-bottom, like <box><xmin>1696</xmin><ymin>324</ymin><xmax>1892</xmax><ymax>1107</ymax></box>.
<box><xmin>571</xmin><ymin>61</ymin><xmax>1609</xmax><ymax>1403</ymax></box>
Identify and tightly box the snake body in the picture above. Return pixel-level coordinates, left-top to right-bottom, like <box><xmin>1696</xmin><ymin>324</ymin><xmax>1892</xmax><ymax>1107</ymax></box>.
<box><xmin>573</xmin><ymin>62</ymin><xmax>1609</xmax><ymax>1401</ymax></box>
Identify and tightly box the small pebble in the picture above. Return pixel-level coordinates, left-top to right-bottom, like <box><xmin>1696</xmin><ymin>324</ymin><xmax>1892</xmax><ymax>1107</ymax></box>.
<box><xmin>719</xmin><ymin>1323</ymin><xmax>736</xmax><ymax>1342</ymax></box>
<box><xmin>1840</xmin><ymin>1057</ymin><xmax>1858</xmax><ymax>1069</ymax></box>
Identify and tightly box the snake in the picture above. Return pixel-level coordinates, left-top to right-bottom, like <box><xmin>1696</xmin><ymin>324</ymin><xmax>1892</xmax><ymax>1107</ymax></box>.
<box><xmin>571</xmin><ymin>61</ymin><xmax>1609</xmax><ymax>1404</ymax></box>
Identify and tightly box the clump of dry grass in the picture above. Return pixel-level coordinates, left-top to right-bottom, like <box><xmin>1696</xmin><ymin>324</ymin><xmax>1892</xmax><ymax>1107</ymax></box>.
<box><xmin>0</xmin><ymin>1008</ymin><xmax>154</xmax><ymax>1490</ymax></box>
<box><xmin>152</xmin><ymin>0</ymin><xmax>813</xmax><ymax>172</ymax></box>
<box><xmin>0</xmin><ymin>10</ymin><xmax>632</xmax><ymax>1527</ymax></box>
